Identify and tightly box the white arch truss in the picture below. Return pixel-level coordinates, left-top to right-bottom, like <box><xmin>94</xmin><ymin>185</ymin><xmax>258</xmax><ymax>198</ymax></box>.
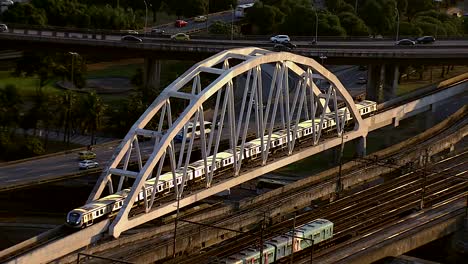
<box><xmin>87</xmin><ymin>47</ymin><xmax>367</xmax><ymax>237</ymax></box>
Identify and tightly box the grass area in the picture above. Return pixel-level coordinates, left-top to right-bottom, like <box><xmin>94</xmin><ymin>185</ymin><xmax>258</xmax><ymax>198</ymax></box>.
<box><xmin>398</xmin><ymin>66</ymin><xmax>468</xmax><ymax>96</ymax></box>
<box><xmin>0</xmin><ymin>71</ymin><xmax>61</xmax><ymax>97</ymax></box>
<box><xmin>87</xmin><ymin>59</ymin><xmax>143</xmax><ymax>79</ymax></box>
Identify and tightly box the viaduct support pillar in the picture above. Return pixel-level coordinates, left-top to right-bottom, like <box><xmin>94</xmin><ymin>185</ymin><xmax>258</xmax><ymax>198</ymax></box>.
<box><xmin>356</xmin><ymin>136</ymin><xmax>367</xmax><ymax>157</ymax></box>
<box><xmin>383</xmin><ymin>64</ymin><xmax>399</xmax><ymax>101</ymax></box>
<box><xmin>144</xmin><ymin>57</ymin><xmax>161</xmax><ymax>93</ymax></box>
<box><xmin>366</xmin><ymin>65</ymin><xmax>382</xmax><ymax>102</ymax></box>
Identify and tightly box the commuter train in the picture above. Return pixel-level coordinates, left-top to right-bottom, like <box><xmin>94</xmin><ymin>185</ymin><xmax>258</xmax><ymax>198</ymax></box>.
<box><xmin>66</xmin><ymin>100</ymin><xmax>377</xmax><ymax>228</ymax></box>
<box><xmin>221</xmin><ymin>218</ymin><xmax>333</xmax><ymax>264</ymax></box>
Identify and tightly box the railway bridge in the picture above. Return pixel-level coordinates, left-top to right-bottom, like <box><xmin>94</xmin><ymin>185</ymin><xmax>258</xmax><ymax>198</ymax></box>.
<box><xmin>2</xmin><ymin>47</ymin><xmax>467</xmax><ymax>264</ymax></box>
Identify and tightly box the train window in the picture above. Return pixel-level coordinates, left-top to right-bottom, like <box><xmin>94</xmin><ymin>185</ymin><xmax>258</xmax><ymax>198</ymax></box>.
<box><xmin>313</xmin><ymin>233</ymin><xmax>320</xmax><ymax>239</ymax></box>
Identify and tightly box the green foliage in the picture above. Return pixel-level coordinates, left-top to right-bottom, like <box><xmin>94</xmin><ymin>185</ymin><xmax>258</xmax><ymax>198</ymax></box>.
<box><xmin>1</xmin><ymin>0</ymin><xmax>140</xmax><ymax>30</ymax></box>
<box><xmin>359</xmin><ymin>0</ymin><xmax>397</xmax><ymax>36</ymax></box>
<box><xmin>77</xmin><ymin>91</ymin><xmax>106</xmax><ymax>145</ymax></box>
<box><xmin>209</xmin><ymin>20</ymin><xmax>240</xmax><ymax>36</ymax></box>
<box><xmin>463</xmin><ymin>18</ymin><xmax>468</xmax><ymax>34</ymax></box>
<box><xmin>405</xmin><ymin>0</ymin><xmax>434</xmax><ymax>22</ymax></box>
<box><xmin>398</xmin><ymin>21</ymin><xmax>423</xmax><ymax>36</ymax></box>
<box><xmin>319</xmin><ymin>12</ymin><xmax>347</xmax><ymax>36</ymax></box>
<box><xmin>338</xmin><ymin>11</ymin><xmax>369</xmax><ymax>36</ymax></box>
<box><xmin>13</xmin><ymin>52</ymin><xmax>87</xmax><ymax>89</ymax></box>
<box><xmin>280</xmin><ymin>5</ymin><xmax>317</xmax><ymax>35</ymax></box>
<box><xmin>247</xmin><ymin>3</ymin><xmax>284</xmax><ymax>34</ymax></box>
<box><xmin>0</xmin><ymin>84</ymin><xmax>23</xmax><ymax>131</ymax></box>
<box><xmin>209</xmin><ymin>0</ymin><xmax>237</xmax><ymax>13</ymax></box>
<box><xmin>0</xmin><ymin>3</ymin><xmax>47</xmax><ymax>25</ymax></box>
<box><xmin>22</xmin><ymin>136</ymin><xmax>45</xmax><ymax>156</ymax></box>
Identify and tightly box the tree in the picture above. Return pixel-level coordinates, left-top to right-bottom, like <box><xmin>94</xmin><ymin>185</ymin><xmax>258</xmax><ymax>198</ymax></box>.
<box><xmin>280</xmin><ymin>4</ymin><xmax>317</xmax><ymax>35</ymax></box>
<box><xmin>246</xmin><ymin>3</ymin><xmax>284</xmax><ymax>34</ymax></box>
<box><xmin>13</xmin><ymin>52</ymin><xmax>58</xmax><ymax>90</ymax></box>
<box><xmin>55</xmin><ymin>90</ymin><xmax>77</xmax><ymax>144</ymax></box>
<box><xmin>405</xmin><ymin>0</ymin><xmax>434</xmax><ymax>22</ymax></box>
<box><xmin>209</xmin><ymin>20</ymin><xmax>240</xmax><ymax>36</ymax></box>
<box><xmin>208</xmin><ymin>0</ymin><xmax>237</xmax><ymax>13</ymax></box>
<box><xmin>338</xmin><ymin>11</ymin><xmax>369</xmax><ymax>36</ymax></box>
<box><xmin>0</xmin><ymin>3</ymin><xmax>47</xmax><ymax>25</ymax></box>
<box><xmin>318</xmin><ymin>12</ymin><xmax>347</xmax><ymax>36</ymax></box>
<box><xmin>359</xmin><ymin>0</ymin><xmax>397</xmax><ymax>36</ymax></box>
<box><xmin>0</xmin><ymin>84</ymin><xmax>22</xmax><ymax>132</ymax></box>
<box><xmin>78</xmin><ymin>91</ymin><xmax>106</xmax><ymax>145</ymax></box>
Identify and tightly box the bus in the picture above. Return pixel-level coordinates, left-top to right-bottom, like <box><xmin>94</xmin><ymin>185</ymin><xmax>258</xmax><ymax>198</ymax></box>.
<box><xmin>235</xmin><ymin>3</ymin><xmax>254</xmax><ymax>18</ymax></box>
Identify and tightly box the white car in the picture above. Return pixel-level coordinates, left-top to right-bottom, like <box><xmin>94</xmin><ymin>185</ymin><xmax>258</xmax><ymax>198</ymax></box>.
<box><xmin>79</xmin><ymin>160</ymin><xmax>99</xmax><ymax>170</ymax></box>
<box><xmin>270</xmin><ymin>35</ymin><xmax>290</xmax><ymax>43</ymax></box>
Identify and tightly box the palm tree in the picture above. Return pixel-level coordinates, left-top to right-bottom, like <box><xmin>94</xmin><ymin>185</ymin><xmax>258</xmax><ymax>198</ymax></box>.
<box><xmin>78</xmin><ymin>91</ymin><xmax>106</xmax><ymax>145</ymax></box>
<box><xmin>56</xmin><ymin>90</ymin><xmax>77</xmax><ymax>145</ymax></box>
<box><xmin>0</xmin><ymin>84</ymin><xmax>23</xmax><ymax>133</ymax></box>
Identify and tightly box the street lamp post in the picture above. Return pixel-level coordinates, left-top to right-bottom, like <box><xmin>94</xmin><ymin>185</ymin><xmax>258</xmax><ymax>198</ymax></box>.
<box><xmin>69</xmin><ymin>52</ymin><xmax>78</xmax><ymax>88</ymax></box>
<box><xmin>314</xmin><ymin>10</ymin><xmax>318</xmax><ymax>44</ymax></box>
<box><xmin>143</xmin><ymin>0</ymin><xmax>148</xmax><ymax>33</ymax></box>
<box><xmin>395</xmin><ymin>7</ymin><xmax>400</xmax><ymax>43</ymax></box>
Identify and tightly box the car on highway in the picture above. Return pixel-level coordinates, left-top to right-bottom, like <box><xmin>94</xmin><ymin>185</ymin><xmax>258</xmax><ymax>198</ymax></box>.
<box><xmin>175</xmin><ymin>19</ymin><xmax>188</xmax><ymax>28</ymax></box>
<box><xmin>357</xmin><ymin>77</ymin><xmax>367</xmax><ymax>84</ymax></box>
<box><xmin>121</xmin><ymin>35</ymin><xmax>142</xmax><ymax>42</ymax></box>
<box><xmin>171</xmin><ymin>32</ymin><xmax>190</xmax><ymax>41</ymax></box>
<box><xmin>0</xmin><ymin>24</ymin><xmax>8</xmax><ymax>32</ymax></box>
<box><xmin>396</xmin><ymin>39</ymin><xmax>415</xmax><ymax>46</ymax></box>
<box><xmin>120</xmin><ymin>29</ymin><xmax>139</xmax><ymax>34</ymax></box>
<box><xmin>151</xmin><ymin>28</ymin><xmax>165</xmax><ymax>35</ymax></box>
<box><xmin>270</xmin><ymin>35</ymin><xmax>290</xmax><ymax>43</ymax></box>
<box><xmin>416</xmin><ymin>36</ymin><xmax>435</xmax><ymax>44</ymax></box>
<box><xmin>79</xmin><ymin>160</ymin><xmax>99</xmax><ymax>170</ymax></box>
<box><xmin>273</xmin><ymin>42</ymin><xmax>296</xmax><ymax>52</ymax></box>
<box><xmin>78</xmin><ymin>151</ymin><xmax>96</xmax><ymax>160</ymax></box>
<box><xmin>194</xmin><ymin>15</ymin><xmax>207</xmax><ymax>22</ymax></box>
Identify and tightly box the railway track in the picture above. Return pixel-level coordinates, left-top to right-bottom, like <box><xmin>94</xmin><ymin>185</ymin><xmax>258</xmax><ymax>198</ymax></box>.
<box><xmin>90</xmin><ymin>112</ymin><xmax>467</xmax><ymax>263</ymax></box>
<box><xmin>168</xmin><ymin>151</ymin><xmax>467</xmax><ymax>263</ymax></box>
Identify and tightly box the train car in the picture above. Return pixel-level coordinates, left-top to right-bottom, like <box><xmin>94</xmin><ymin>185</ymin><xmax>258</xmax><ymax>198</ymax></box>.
<box><xmin>220</xmin><ymin>219</ymin><xmax>333</xmax><ymax>263</ymax></box>
<box><xmin>355</xmin><ymin>100</ymin><xmax>377</xmax><ymax>117</ymax></box>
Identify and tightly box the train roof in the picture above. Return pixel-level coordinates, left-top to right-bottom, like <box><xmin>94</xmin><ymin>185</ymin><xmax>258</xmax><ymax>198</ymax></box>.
<box><xmin>73</xmin><ymin>193</ymin><xmax>125</xmax><ymax>213</ymax></box>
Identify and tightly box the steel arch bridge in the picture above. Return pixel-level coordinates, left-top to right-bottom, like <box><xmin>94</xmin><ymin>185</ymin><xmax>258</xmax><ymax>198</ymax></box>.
<box><xmin>88</xmin><ymin>47</ymin><xmax>368</xmax><ymax>238</ymax></box>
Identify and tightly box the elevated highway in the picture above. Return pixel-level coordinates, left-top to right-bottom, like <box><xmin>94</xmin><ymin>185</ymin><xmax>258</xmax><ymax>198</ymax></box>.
<box><xmin>1</xmin><ymin>28</ymin><xmax>468</xmax><ymax>64</ymax></box>
<box><xmin>0</xmin><ymin>48</ymin><xmax>466</xmax><ymax>263</ymax></box>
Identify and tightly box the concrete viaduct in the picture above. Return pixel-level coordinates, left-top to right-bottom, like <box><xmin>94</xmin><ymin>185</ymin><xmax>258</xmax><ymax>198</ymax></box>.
<box><xmin>1</xmin><ymin>28</ymin><xmax>468</xmax><ymax>103</ymax></box>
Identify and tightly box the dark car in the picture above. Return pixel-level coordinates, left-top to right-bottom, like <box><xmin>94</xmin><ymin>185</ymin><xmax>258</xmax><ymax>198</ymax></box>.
<box><xmin>273</xmin><ymin>44</ymin><xmax>292</xmax><ymax>52</ymax></box>
<box><xmin>416</xmin><ymin>36</ymin><xmax>435</xmax><ymax>44</ymax></box>
<box><xmin>273</xmin><ymin>41</ymin><xmax>296</xmax><ymax>51</ymax></box>
<box><xmin>121</xmin><ymin>35</ymin><xmax>142</xmax><ymax>42</ymax></box>
<box><xmin>151</xmin><ymin>28</ymin><xmax>165</xmax><ymax>36</ymax></box>
<box><xmin>396</xmin><ymin>39</ymin><xmax>415</xmax><ymax>46</ymax></box>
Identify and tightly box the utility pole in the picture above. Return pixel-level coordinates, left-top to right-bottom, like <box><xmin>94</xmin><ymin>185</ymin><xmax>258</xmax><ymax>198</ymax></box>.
<box><xmin>309</xmin><ymin>239</ymin><xmax>314</xmax><ymax>264</ymax></box>
<box><xmin>290</xmin><ymin>213</ymin><xmax>296</xmax><ymax>264</ymax></box>
<box><xmin>68</xmin><ymin>52</ymin><xmax>78</xmax><ymax>88</ymax></box>
<box><xmin>259</xmin><ymin>217</ymin><xmax>264</xmax><ymax>264</ymax></box>
<box><xmin>172</xmin><ymin>197</ymin><xmax>181</xmax><ymax>258</ymax></box>
<box><xmin>420</xmin><ymin>149</ymin><xmax>429</xmax><ymax>209</ymax></box>
<box><xmin>395</xmin><ymin>7</ymin><xmax>400</xmax><ymax>43</ymax></box>
<box><xmin>335</xmin><ymin>130</ymin><xmax>345</xmax><ymax>199</ymax></box>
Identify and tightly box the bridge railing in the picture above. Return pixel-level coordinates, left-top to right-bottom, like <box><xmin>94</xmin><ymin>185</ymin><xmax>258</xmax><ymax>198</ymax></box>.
<box><xmin>5</xmin><ymin>23</ymin><xmax>468</xmax><ymax>41</ymax></box>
